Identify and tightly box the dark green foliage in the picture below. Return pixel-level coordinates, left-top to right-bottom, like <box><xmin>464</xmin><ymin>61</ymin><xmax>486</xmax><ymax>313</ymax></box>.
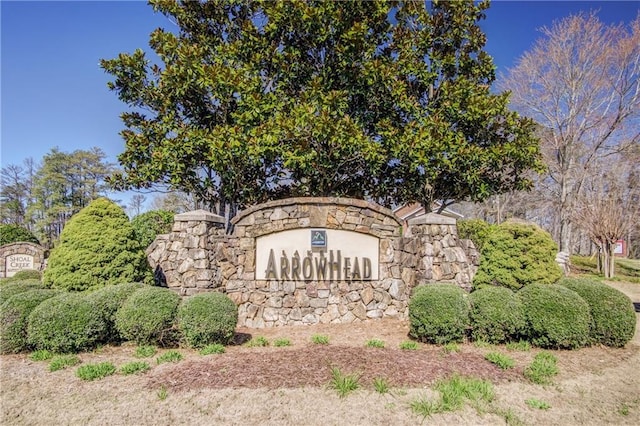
<box><xmin>0</xmin><ymin>289</ymin><xmax>58</xmax><ymax>354</ymax></box>
<box><xmin>43</xmin><ymin>198</ymin><xmax>149</xmax><ymax>291</ymax></box>
<box><xmin>84</xmin><ymin>283</ymin><xmax>144</xmax><ymax>343</ymax></box>
<box><xmin>130</xmin><ymin>210</ymin><xmax>174</xmax><ymax>249</ymax></box>
<box><xmin>409</xmin><ymin>284</ymin><xmax>470</xmax><ymax>344</ymax></box>
<box><xmin>558</xmin><ymin>277</ymin><xmax>636</xmax><ymax>347</ymax></box>
<box><xmin>518</xmin><ymin>284</ymin><xmax>592</xmax><ymax>349</ymax></box>
<box><xmin>177</xmin><ymin>292</ymin><xmax>238</xmax><ymax>348</ymax></box>
<box><xmin>468</xmin><ymin>287</ymin><xmax>525</xmax><ymax>344</ymax></box>
<box><xmin>0</xmin><ymin>280</ymin><xmax>45</xmax><ymax>304</ymax></box>
<box><xmin>0</xmin><ymin>224</ymin><xmax>39</xmax><ymax>245</ymax></box>
<box><xmin>27</xmin><ymin>292</ymin><xmax>107</xmax><ymax>353</ymax></box>
<box><xmin>457</xmin><ymin>219</ymin><xmax>493</xmax><ymax>252</ymax></box>
<box><xmin>115</xmin><ymin>286</ymin><xmax>180</xmax><ymax>345</ymax></box>
<box><xmin>473</xmin><ymin>221</ymin><xmax>562</xmax><ymax>291</ymax></box>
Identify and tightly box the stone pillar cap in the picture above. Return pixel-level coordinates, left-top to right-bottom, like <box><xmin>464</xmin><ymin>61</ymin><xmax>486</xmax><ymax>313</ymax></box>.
<box><xmin>407</xmin><ymin>213</ymin><xmax>457</xmax><ymax>226</ymax></box>
<box><xmin>175</xmin><ymin>209</ymin><xmax>225</xmax><ymax>223</ymax></box>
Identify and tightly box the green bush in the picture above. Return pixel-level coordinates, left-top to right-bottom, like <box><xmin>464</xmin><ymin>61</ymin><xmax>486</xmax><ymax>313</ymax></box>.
<box><xmin>115</xmin><ymin>286</ymin><xmax>180</xmax><ymax>345</ymax></box>
<box><xmin>472</xmin><ymin>221</ymin><xmax>562</xmax><ymax>291</ymax></box>
<box><xmin>518</xmin><ymin>284</ymin><xmax>591</xmax><ymax>349</ymax></box>
<box><xmin>457</xmin><ymin>219</ymin><xmax>492</xmax><ymax>252</ymax></box>
<box><xmin>9</xmin><ymin>270</ymin><xmax>43</xmax><ymax>281</ymax></box>
<box><xmin>0</xmin><ymin>224</ymin><xmax>39</xmax><ymax>246</ymax></box>
<box><xmin>468</xmin><ymin>287</ymin><xmax>525</xmax><ymax>344</ymax></box>
<box><xmin>558</xmin><ymin>277</ymin><xmax>636</xmax><ymax>347</ymax></box>
<box><xmin>0</xmin><ymin>280</ymin><xmax>45</xmax><ymax>304</ymax></box>
<box><xmin>84</xmin><ymin>283</ymin><xmax>144</xmax><ymax>343</ymax></box>
<box><xmin>76</xmin><ymin>362</ymin><xmax>116</xmax><ymax>381</ymax></box>
<box><xmin>0</xmin><ymin>289</ymin><xmax>59</xmax><ymax>354</ymax></box>
<box><xmin>177</xmin><ymin>292</ymin><xmax>238</xmax><ymax>348</ymax></box>
<box><xmin>43</xmin><ymin>198</ymin><xmax>149</xmax><ymax>291</ymax></box>
<box><xmin>409</xmin><ymin>284</ymin><xmax>470</xmax><ymax>344</ymax></box>
<box><xmin>131</xmin><ymin>210</ymin><xmax>174</xmax><ymax>249</ymax></box>
<box><xmin>27</xmin><ymin>292</ymin><xmax>107</xmax><ymax>353</ymax></box>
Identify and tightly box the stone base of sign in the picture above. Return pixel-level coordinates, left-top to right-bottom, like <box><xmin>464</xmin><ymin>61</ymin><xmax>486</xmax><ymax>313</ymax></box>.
<box><xmin>0</xmin><ymin>242</ymin><xmax>46</xmax><ymax>278</ymax></box>
<box><xmin>147</xmin><ymin>197</ymin><xmax>479</xmax><ymax>327</ymax></box>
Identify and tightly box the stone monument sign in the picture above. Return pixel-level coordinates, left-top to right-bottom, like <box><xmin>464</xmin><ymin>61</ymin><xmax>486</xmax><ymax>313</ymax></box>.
<box><xmin>0</xmin><ymin>242</ymin><xmax>46</xmax><ymax>278</ymax></box>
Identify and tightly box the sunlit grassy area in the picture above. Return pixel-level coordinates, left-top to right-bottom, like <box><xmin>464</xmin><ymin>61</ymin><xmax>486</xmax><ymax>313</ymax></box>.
<box><xmin>570</xmin><ymin>255</ymin><xmax>640</xmax><ymax>283</ymax></box>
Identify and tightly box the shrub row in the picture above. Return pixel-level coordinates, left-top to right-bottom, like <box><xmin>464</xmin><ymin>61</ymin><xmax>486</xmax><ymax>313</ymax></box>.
<box><xmin>409</xmin><ymin>278</ymin><xmax>635</xmax><ymax>349</ymax></box>
<box><xmin>1</xmin><ymin>283</ymin><xmax>238</xmax><ymax>354</ymax></box>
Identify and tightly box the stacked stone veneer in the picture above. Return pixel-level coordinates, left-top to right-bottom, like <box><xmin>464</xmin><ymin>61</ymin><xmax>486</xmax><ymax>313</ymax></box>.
<box><xmin>147</xmin><ymin>197</ymin><xmax>478</xmax><ymax>328</ymax></box>
<box><xmin>0</xmin><ymin>242</ymin><xmax>47</xmax><ymax>279</ymax></box>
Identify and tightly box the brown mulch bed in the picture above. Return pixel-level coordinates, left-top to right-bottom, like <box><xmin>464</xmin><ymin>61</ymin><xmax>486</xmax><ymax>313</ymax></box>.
<box><xmin>148</xmin><ymin>345</ymin><xmax>523</xmax><ymax>392</ymax></box>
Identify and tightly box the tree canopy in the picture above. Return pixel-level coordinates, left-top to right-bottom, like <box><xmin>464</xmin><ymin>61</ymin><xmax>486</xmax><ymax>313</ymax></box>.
<box><xmin>102</xmin><ymin>0</ymin><xmax>543</xmax><ymax>217</ymax></box>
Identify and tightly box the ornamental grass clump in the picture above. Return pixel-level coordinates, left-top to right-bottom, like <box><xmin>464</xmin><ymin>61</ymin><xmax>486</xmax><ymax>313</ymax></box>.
<box><xmin>0</xmin><ymin>289</ymin><xmax>59</xmax><ymax>354</ymax></box>
<box><xmin>469</xmin><ymin>286</ymin><xmax>525</xmax><ymax>344</ymax></box>
<box><xmin>409</xmin><ymin>284</ymin><xmax>470</xmax><ymax>344</ymax></box>
<box><xmin>518</xmin><ymin>284</ymin><xmax>591</xmax><ymax>349</ymax></box>
<box><xmin>177</xmin><ymin>292</ymin><xmax>238</xmax><ymax>348</ymax></box>
<box><xmin>115</xmin><ymin>286</ymin><xmax>180</xmax><ymax>345</ymax></box>
<box><xmin>558</xmin><ymin>277</ymin><xmax>636</xmax><ymax>347</ymax></box>
<box><xmin>27</xmin><ymin>292</ymin><xmax>107</xmax><ymax>353</ymax></box>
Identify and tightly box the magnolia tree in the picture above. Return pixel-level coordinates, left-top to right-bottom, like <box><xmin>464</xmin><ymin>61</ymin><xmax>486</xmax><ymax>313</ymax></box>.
<box><xmin>102</xmin><ymin>0</ymin><xmax>543</xmax><ymax>227</ymax></box>
<box><xmin>500</xmin><ymin>13</ymin><xmax>640</xmax><ymax>253</ymax></box>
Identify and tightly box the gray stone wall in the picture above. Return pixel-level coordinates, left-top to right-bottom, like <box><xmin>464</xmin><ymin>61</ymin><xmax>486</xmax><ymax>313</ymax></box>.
<box><xmin>147</xmin><ymin>197</ymin><xmax>478</xmax><ymax>328</ymax></box>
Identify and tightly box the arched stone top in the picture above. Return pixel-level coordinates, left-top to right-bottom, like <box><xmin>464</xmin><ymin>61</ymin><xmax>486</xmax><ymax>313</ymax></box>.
<box><xmin>230</xmin><ymin>197</ymin><xmax>402</xmax><ymax>239</ymax></box>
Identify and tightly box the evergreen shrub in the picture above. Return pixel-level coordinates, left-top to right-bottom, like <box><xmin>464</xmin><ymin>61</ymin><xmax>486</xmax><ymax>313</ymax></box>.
<box><xmin>0</xmin><ymin>280</ymin><xmax>45</xmax><ymax>304</ymax></box>
<box><xmin>84</xmin><ymin>283</ymin><xmax>144</xmax><ymax>343</ymax></box>
<box><xmin>519</xmin><ymin>284</ymin><xmax>591</xmax><ymax>349</ymax></box>
<box><xmin>115</xmin><ymin>286</ymin><xmax>180</xmax><ymax>345</ymax></box>
<box><xmin>9</xmin><ymin>270</ymin><xmax>43</xmax><ymax>282</ymax></box>
<box><xmin>558</xmin><ymin>277</ymin><xmax>636</xmax><ymax>347</ymax></box>
<box><xmin>409</xmin><ymin>284</ymin><xmax>470</xmax><ymax>344</ymax></box>
<box><xmin>0</xmin><ymin>289</ymin><xmax>59</xmax><ymax>354</ymax></box>
<box><xmin>473</xmin><ymin>221</ymin><xmax>562</xmax><ymax>290</ymax></box>
<box><xmin>27</xmin><ymin>292</ymin><xmax>107</xmax><ymax>353</ymax></box>
<box><xmin>177</xmin><ymin>292</ymin><xmax>238</xmax><ymax>348</ymax></box>
<box><xmin>131</xmin><ymin>210</ymin><xmax>174</xmax><ymax>249</ymax></box>
<box><xmin>43</xmin><ymin>198</ymin><xmax>149</xmax><ymax>291</ymax></box>
<box><xmin>0</xmin><ymin>224</ymin><xmax>39</xmax><ymax>246</ymax></box>
<box><xmin>457</xmin><ymin>219</ymin><xmax>492</xmax><ymax>252</ymax></box>
<box><xmin>469</xmin><ymin>286</ymin><xmax>525</xmax><ymax>344</ymax></box>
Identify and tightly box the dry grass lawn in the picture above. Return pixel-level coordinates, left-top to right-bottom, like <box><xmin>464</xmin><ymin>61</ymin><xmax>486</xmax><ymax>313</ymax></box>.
<box><xmin>1</xmin><ymin>281</ymin><xmax>639</xmax><ymax>425</ymax></box>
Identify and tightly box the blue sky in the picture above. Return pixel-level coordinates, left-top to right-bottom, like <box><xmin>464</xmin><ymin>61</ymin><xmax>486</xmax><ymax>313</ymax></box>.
<box><xmin>2</xmin><ymin>1</ymin><xmax>639</xmax><ymax>180</ymax></box>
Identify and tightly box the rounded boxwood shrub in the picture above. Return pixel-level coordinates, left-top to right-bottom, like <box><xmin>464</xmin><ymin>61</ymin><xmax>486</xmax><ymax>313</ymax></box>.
<box><xmin>0</xmin><ymin>289</ymin><xmax>59</xmax><ymax>354</ymax></box>
<box><xmin>469</xmin><ymin>286</ymin><xmax>525</xmax><ymax>344</ymax></box>
<box><xmin>0</xmin><ymin>280</ymin><xmax>45</xmax><ymax>305</ymax></box>
<box><xmin>115</xmin><ymin>286</ymin><xmax>180</xmax><ymax>345</ymax></box>
<box><xmin>131</xmin><ymin>210</ymin><xmax>174</xmax><ymax>249</ymax></box>
<box><xmin>43</xmin><ymin>198</ymin><xmax>149</xmax><ymax>291</ymax></box>
<box><xmin>518</xmin><ymin>284</ymin><xmax>592</xmax><ymax>349</ymax></box>
<box><xmin>27</xmin><ymin>292</ymin><xmax>107</xmax><ymax>353</ymax></box>
<box><xmin>409</xmin><ymin>284</ymin><xmax>470</xmax><ymax>344</ymax></box>
<box><xmin>558</xmin><ymin>277</ymin><xmax>636</xmax><ymax>347</ymax></box>
<box><xmin>178</xmin><ymin>292</ymin><xmax>238</xmax><ymax>348</ymax></box>
<box><xmin>473</xmin><ymin>221</ymin><xmax>563</xmax><ymax>291</ymax></box>
<box><xmin>9</xmin><ymin>270</ymin><xmax>42</xmax><ymax>281</ymax></box>
<box><xmin>84</xmin><ymin>283</ymin><xmax>144</xmax><ymax>343</ymax></box>
<box><xmin>0</xmin><ymin>224</ymin><xmax>39</xmax><ymax>246</ymax></box>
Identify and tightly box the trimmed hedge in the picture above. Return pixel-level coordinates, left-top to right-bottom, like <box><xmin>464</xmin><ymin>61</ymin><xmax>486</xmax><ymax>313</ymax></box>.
<box><xmin>473</xmin><ymin>221</ymin><xmax>562</xmax><ymax>291</ymax></box>
<box><xmin>408</xmin><ymin>284</ymin><xmax>470</xmax><ymax>344</ymax></box>
<box><xmin>178</xmin><ymin>292</ymin><xmax>238</xmax><ymax>348</ymax></box>
<box><xmin>115</xmin><ymin>286</ymin><xmax>180</xmax><ymax>345</ymax></box>
<box><xmin>9</xmin><ymin>270</ymin><xmax>43</xmax><ymax>282</ymax></box>
<box><xmin>469</xmin><ymin>287</ymin><xmax>525</xmax><ymax>344</ymax></box>
<box><xmin>518</xmin><ymin>284</ymin><xmax>592</xmax><ymax>349</ymax></box>
<box><xmin>0</xmin><ymin>289</ymin><xmax>59</xmax><ymax>354</ymax></box>
<box><xmin>558</xmin><ymin>277</ymin><xmax>636</xmax><ymax>347</ymax></box>
<box><xmin>43</xmin><ymin>198</ymin><xmax>149</xmax><ymax>291</ymax></box>
<box><xmin>27</xmin><ymin>293</ymin><xmax>107</xmax><ymax>353</ymax></box>
<box><xmin>0</xmin><ymin>280</ymin><xmax>45</xmax><ymax>305</ymax></box>
<box><xmin>84</xmin><ymin>283</ymin><xmax>144</xmax><ymax>343</ymax></box>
